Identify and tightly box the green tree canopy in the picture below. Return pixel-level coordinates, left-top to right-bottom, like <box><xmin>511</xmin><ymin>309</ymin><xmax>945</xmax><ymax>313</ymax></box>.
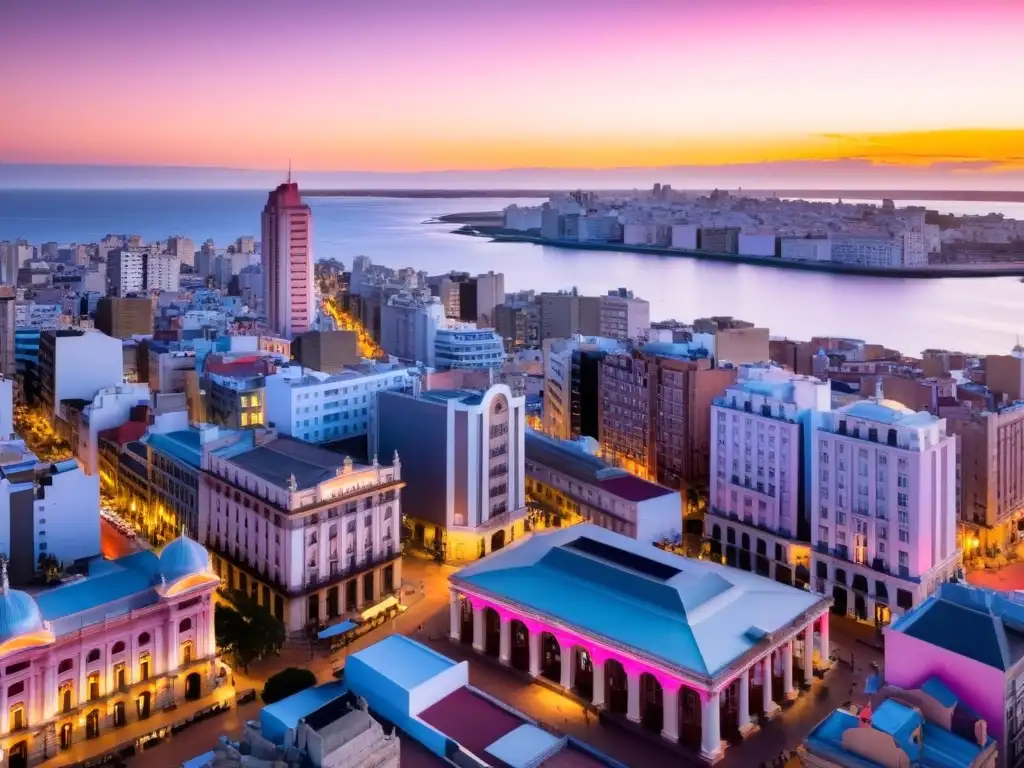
<box><xmin>261</xmin><ymin>667</ymin><xmax>317</xmax><ymax>704</ymax></box>
<box><xmin>215</xmin><ymin>590</ymin><xmax>285</xmax><ymax>672</ymax></box>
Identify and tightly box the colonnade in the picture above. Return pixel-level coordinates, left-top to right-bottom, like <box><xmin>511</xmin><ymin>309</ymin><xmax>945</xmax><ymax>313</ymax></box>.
<box><xmin>450</xmin><ymin>589</ymin><xmax>830</xmax><ymax>762</ymax></box>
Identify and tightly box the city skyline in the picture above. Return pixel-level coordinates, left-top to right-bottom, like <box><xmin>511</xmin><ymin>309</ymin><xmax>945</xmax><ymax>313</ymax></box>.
<box><xmin>3</xmin><ymin>0</ymin><xmax>1023</xmax><ymax>183</ymax></box>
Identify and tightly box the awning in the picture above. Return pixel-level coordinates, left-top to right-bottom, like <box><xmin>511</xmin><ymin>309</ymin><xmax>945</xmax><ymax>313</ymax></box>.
<box><xmin>318</xmin><ymin>620</ymin><xmax>357</xmax><ymax>640</ymax></box>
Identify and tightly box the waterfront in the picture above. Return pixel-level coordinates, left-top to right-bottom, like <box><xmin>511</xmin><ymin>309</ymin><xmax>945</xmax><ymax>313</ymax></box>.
<box><xmin>1</xmin><ymin>190</ymin><xmax>1023</xmax><ymax>355</ymax></box>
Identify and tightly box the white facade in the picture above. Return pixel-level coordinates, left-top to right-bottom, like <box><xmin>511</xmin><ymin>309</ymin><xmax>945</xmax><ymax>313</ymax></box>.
<box><xmin>43</xmin><ymin>331</ymin><xmax>124</xmax><ymax>417</ymax></box>
<box><xmin>146</xmin><ymin>252</ymin><xmax>181</xmax><ymax>292</ymax></box>
<box><xmin>108</xmin><ymin>250</ymin><xmax>145</xmax><ymax>296</ymax></box>
<box><xmin>706</xmin><ymin>365</ymin><xmax>830</xmax><ymax>585</ymax></box>
<box><xmin>779</xmin><ymin>237</ymin><xmax>831</xmax><ymax>262</ymax></box>
<box><xmin>264</xmin><ymin>363</ymin><xmax>415</xmax><ymax>450</ymax></box>
<box><xmin>623</xmin><ymin>222</ymin><xmax>670</xmax><ymax>246</ymax></box>
<box><xmin>503</xmin><ymin>205</ymin><xmax>543</xmax><ymax>232</ymax></box>
<box><xmin>76</xmin><ymin>383</ymin><xmax>151</xmax><ymax>476</ymax></box>
<box><xmin>380</xmin><ymin>294</ymin><xmax>445</xmax><ymax>366</ymax></box>
<box><xmin>576</xmin><ymin>216</ymin><xmax>621</xmax><ymax>243</ymax></box>
<box><xmin>900</xmin><ymin>230</ymin><xmax>928</xmax><ymax>267</ymax></box>
<box><xmin>810</xmin><ymin>395</ymin><xmax>959</xmax><ymax>625</ymax></box>
<box><xmin>434</xmin><ymin>323</ymin><xmax>505</xmax><ymax>370</ymax></box>
<box><xmin>738</xmin><ymin>232</ymin><xmax>777</xmax><ymax>257</ymax></box>
<box><xmin>200</xmin><ymin>442</ymin><xmax>402</xmax><ymax>632</ymax></box>
<box><xmin>830</xmin><ymin>236</ymin><xmax>904</xmax><ymax>267</ymax></box>
<box><xmin>671</xmin><ymin>224</ymin><xmax>699</xmax><ymax>250</ymax></box>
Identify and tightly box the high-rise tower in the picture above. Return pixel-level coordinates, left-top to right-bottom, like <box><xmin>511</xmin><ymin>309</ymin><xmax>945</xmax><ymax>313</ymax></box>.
<box><xmin>261</xmin><ymin>175</ymin><xmax>313</xmax><ymax>338</ymax></box>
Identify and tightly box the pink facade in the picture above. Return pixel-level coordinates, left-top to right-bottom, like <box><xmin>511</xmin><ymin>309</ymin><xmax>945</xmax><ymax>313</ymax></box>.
<box><xmin>261</xmin><ymin>181</ymin><xmax>313</xmax><ymax>339</ymax></box>
<box><xmin>884</xmin><ymin>629</ymin><xmax>1006</xmax><ymax>741</ymax></box>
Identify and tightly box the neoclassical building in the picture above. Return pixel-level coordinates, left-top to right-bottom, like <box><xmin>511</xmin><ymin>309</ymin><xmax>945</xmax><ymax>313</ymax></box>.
<box><xmin>0</xmin><ymin>534</ymin><xmax>222</xmax><ymax>767</ymax></box>
<box><xmin>449</xmin><ymin>525</ymin><xmax>831</xmax><ymax>764</ymax></box>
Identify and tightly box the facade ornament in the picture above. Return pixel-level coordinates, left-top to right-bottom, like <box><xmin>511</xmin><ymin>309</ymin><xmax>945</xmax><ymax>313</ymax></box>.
<box><xmin>287</xmin><ymin>473</ymin><xmax>298</xmax><ymax>492</ymax></box>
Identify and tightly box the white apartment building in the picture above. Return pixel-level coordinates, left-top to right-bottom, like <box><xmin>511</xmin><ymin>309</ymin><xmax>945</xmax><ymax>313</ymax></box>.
<box><xmin>380</xmin><ymin>293</ymin><xmax>445</xmax><ymax>366</ymax></box>
<box><xmin>264</xmin><ymin>362</ymin><xmax>416</xmax><ymax>451</ymax></box>
<box><xmin>738</xmin><ymin>231</ymin><xmax>777</xmax><ymax>257</ymax></box>
<box><xmin>108</xmin><ymin>250</ymin><xmax>146</xmax><ymax>296</ymax></box>
<box><xmin>503</xmin><ymin>205</ymin><xmax>543</xmax><ymax>232</ymax></box>
<box><xmin>146</xmin><ymin>252</ymin><xmax>181</xmax><ymax>292</ymax></box>
<box><xmin>0</xmin><ymin>446</ymin><xmax>101</xmax><ymax>584</ymax></box>
<box><xmin>705</xmin><ymin>364</ymin><xmax>831</xmax><ymax>588</ymax></box>
<box><xmin>377</xmin><ymin>384</ymin><xmax>526</xmax><ymax>562</ymax></box>
<box><xmin>576</xmin><ymin>215</ymin><xmax>622</xmax><ymax>243</ymax></box>
<box><xmin>542</xmin><ymin>335</ymin><xmax>625</xmax><ymax>440</ymax></box>
<box><xmin>830</xmin><ymin>236</ymin><xmax>904</xmax><ymax>268</ymax></box>
<box><xmin>199</xmin><ymin>437</ymin><xmax>403</xmax><ymax>632</ymax></box>
<box><xmin>670</xmin><ymin>223</ymin><xmax>698</xmax><ymax>250</ymax></box>
<box><xmin>434</xmin><ymin>324</ymin><xmax>505</xmax><ymax>370</ymax></box>
<box><xmin>39</xmin><ymin>329</ymin><xmax>124</xmax><ymax>418</ymax></box>
<box><xmin>74</xmin><ymin>382</ymin><xmax>151</xmax><ymax>476</ymax></box>
<box><xmin>810</xmin><ymin>389</ymin><xmax>959</xmax><ymax>627</ymax></box>
<box><xmin>779</xmin><ymin>237</ymin><xmax>831</xmax><ymax>262</ymax></box>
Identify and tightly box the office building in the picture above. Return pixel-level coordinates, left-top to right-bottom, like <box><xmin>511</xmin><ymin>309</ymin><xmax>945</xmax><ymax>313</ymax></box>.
<box><xmin>427</xmin><ymin>271</ymin><xmax>505</xmax><ymax>327</ymax></box>
<box><xmin>199</xmin><ymin>437</ymin><xmax>402</xmax><ymax>632</ymax></box>
<box><xmin>107</xmin><ymin>249</ymin><xmax>145</xmax><ymax>296</ymax></box>
<box><xmin>830</xmin><ymin>235</ymin><xmax>904</xmax><ymax>267</ymax></box>
<box><xmin>450</xmin><ymin>524</ymin><xmax>831</xmax><ymax>763</ymax></box>
<box><xmin>949</xmin><ymin>402</ymin><xmax>1024</xmax><ymax>553</ymax></box>
<box><xmin>379</xmin><ymin>294</ymin><xmax>445</xmax><ymax>366</ymax></box>
<box><xmin>434</xmin><ymin>324</ymin><xmax>505</xmax><ymax>371</ymax></box>
<box><xmin>810</xmin><ymin>388</ymin><xmax>960</xmax><ymax>627</ymax></box>
<box><xmin>94</xmin><ymin>297</ymin><xmax>154</xmax><ymax>339</ymax></box>
<box><xmin>0</xmin><ymin>534</ymin><xmax>223</xmax><ymax>766</ymax></box>
<box><xmin>290</xmin><ymin>330</ymin><xmax>360</xmax><ymax>374</ymax></box>
<box><xmin>261</xmin><ymin>180</ymin><xmax>313</xmax><ymax>338</ymax></box>
<box><xmin>599</xmin><ymin>343</ymin><xmax>737</xmax><ymax>489</ymax></box>
<box><xmin>525</xmin><ymin>431</ymin><xmax>681</xmax><ymax>542</ymax></box>
<box><xmin>377</xmin><ymin>384</ymin><xmax>526</xmax><ymax>562</ymax></box>
<box><xmin>38</xmin><ymin>330</ymin><xmax>123</xmax><ymax>418</ymax></box>
<box><xmin>264</xmin><ymin>362</ymin><xmax>416</xmax><ymax>447</ymax></box>
<box><xmin>543</xmin><ymin>335</ymin><xmax>625</xmax><ymax>441</ymax></box>
<box><xmin>705</xmin><ymin>365</ymin><xmax>831</xmax><ymax>588</ymax></box>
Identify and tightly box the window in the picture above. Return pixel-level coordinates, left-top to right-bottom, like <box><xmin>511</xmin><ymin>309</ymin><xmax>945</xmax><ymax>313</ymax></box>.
<box><xmin>179</xmin><ymin>618</ymin><xmax>192</xmax><ymax>632</ymax></box>
<box><xmin>899</xmin><ymin>551</ymin><xmax>909</xmax><ymax>567</ymax></box>
<box><xmin>86</xmin><ymin>648</ymin><xmax>101</xmax><ymax>664</ymax></box>
<box><xmin>111</xmin><ymin>641</ymin><xmax>126</xmax><ymax>655</ymax></box>
<box><xmin>898</xmin><ymin>529</ymin><xmax>910</xmax><ymax>543</ymax></box>
<box><xmin>58</xmin><ymin>658</ymin><xmax>74</xmax><ymax>674</ymax></box>
<box><xmin>818</xmin><ymin>525</ymin><xmax>829</xmax><ymax>542</ymax></box>
<box><xmin>138</xmin><ymin>632</ymin><xmax>151</xmax><ymax>646</ymax></box>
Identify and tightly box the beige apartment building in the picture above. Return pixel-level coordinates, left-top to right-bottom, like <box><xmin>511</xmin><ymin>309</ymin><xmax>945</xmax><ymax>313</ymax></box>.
<box><xmin>539</xmin><ymin>290</ymin><xmax>650</xmax><ymax>343</ymax></box>
<box><xmin>949</xmin><ymin>402</ymin><xmax>1024</xmax><ymax>554</ymax></box>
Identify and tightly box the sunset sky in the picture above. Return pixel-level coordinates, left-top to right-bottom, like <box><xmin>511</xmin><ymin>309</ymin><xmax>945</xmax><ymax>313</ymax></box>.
<box><xmin>3</xmin><ymin>0</ymin><xmax>1023</xmax><ymax>176</ymax></box>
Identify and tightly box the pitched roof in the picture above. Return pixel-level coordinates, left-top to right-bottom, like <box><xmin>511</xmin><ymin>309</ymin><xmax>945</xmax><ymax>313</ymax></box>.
<box><xmin>229</xmin><ymin>436</ymin><xmax>354</xmax><ymax>491</ymax></box>
<box><xmin>453</xmin><ymin>524</ymin><xmax>826</xmax><ymax>680</ymax></box>
<box><xmin>889</xmin><ymin>582</ymin><xmax>1024</xmax><ymax>671</ymax></box>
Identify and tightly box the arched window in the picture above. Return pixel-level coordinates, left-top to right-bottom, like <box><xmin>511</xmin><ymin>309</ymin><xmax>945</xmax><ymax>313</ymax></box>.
<box><xmin>86</xmin><ymin>648</ymin><xmax>101</xmax><ymax>664</ymax></box>
<box><xmin>178</xmin><ymin>618</ymin><xmax>192</xmax><ymax>632</ymax></box>
<box><xmin>8</xmin><ymin>681</ymin><xmax>24</xmax><ymax>698</ymax></box>
<box><xmin>58</xmin><ymin>658</ymin><xmax>74</xmax><ymax>674</ymax></box>
<box><xmin>111</xmin><ymin>641</ymin><xmax>126</xmax><ymax>655</ymax></box>
<box><xmin>138</xmin><ymin>632</ymin><xmax>151</xmax><ymax>646</ymax></box>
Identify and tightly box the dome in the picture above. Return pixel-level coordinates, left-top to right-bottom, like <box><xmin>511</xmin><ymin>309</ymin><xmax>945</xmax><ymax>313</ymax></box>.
<box><xmin>159</xmin><ymin>535</ymin><xmax>210</xmax><ymax>583</ymax></box>
<box><xmin>0</xmin><ymin>588</ymin><xmax>44</xmax><ymax>642</ymax></box>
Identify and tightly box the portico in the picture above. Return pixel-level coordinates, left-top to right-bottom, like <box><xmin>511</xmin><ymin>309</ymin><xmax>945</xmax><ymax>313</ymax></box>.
<box><xmin>449</xmin><ymin>524</ymin><xmax>832</xmax><ymax>763</ymax></box>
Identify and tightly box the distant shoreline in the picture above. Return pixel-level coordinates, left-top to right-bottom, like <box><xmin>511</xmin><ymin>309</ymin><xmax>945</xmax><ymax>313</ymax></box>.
<box><xmin>448</xmin><ymin>225</ymin><xmax>1024</xmax><ymax>279</ymax></box>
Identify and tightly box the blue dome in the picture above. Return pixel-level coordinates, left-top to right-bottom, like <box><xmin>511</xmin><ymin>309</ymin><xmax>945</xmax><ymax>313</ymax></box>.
<box><xmin>159</xmin><ymin>536</ymin><xmax>210</xmax><ymax>583</ymax></box>
<box><xmin>0</xmin><ymin>589</ymin><xmax>44</xmax><ymax>642</ymax></box>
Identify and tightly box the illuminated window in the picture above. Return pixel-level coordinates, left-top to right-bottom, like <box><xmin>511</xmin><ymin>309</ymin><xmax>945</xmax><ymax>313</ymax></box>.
<box><xmin>138</xmin><ymin>653</ymin><xmax>151</xmax><ymax>681</ymax></box>
<box><xmin>241</xmin><ymin>413</ymin><xmax>249</xmax><ymax>427</ymax></box>
<box><xmin>180</xmin><ymin>640</ymin><xmax>194</xmax><ymax>665</ymax></box>
<box><xmin>10</xmin><ymin>703</ymin><xmax>25</xmax><ymax>731</ymax></box>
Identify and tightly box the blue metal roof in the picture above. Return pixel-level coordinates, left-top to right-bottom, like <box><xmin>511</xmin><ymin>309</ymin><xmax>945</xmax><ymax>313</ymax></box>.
<box><xmin>485</xmin><ymin>725</ymin><xmax>564</xmax><ymax>768</ymax></box>
<box><xmin>348</xmin><ymin>635</ymin><xmax>456</xmax><ymax>691</ymax></box>
<box><xmin>0</xmin><ymin>589</ymin><xmax>45</xmax><ymax>642</ymax></box>
<box><xmin>318</xmin><ymin>620</ymin><xmax>356</xmax><ymax>640</ymax></box>
<box><xmin>148</xmin><ymin>428</ymin><xmax>253</xmax><ymax>469</ymax></box>
<box><xmin>454</xmin><ymin>525</ymin><xmax>825</xmax><ymax>678</ymax></box>
<box><xmin>260</xmin><ymin>681</ymin><xmax>348</xmax><ymax>743</ymax></box>
<box><xmin>36</xmin><ymin>551</ymin><xmax>161</xmax><ymax>624</ymax></box>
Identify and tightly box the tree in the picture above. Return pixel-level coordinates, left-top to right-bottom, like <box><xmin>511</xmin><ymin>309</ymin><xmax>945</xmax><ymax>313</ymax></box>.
<box><xmin>215</xmin><ymin>590</ymin><xmax>285</xmax><ymax>672</ymax></box>
<box><xmin>261</xmin><ymin>667</ymin><xmax>317</xmax><ymax>704</ymax></box>
<box><xmin>36</xmin><ymin>553</ymin><xmax>61</xmax><ymax>584</ymax></box>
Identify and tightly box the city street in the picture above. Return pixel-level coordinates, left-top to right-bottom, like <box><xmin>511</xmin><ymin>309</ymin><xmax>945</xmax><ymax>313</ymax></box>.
<box><xmin>968</xmin><ymin>562</ymin><xmax>1024</xmax><ymax>591</ymax></box>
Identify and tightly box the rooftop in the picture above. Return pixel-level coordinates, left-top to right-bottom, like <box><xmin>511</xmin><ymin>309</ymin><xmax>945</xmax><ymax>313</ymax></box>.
<box><xmin>889</xmin><ymin>582</ymin><xmax>1024</xmax><ymax>671</ymax></box>
<box><xmin>227</xmin><ymin>436</ymin><xmax>363</xmax><ymax>492</ymax></box>
<box><xmin>348</xmin><ymin>635</ymin><xmax>456</xmax><ymax>691</ymax></box>
<box><xmin>837</xmin><ymin>397</ymin><xmax>939</xmax><ymax>428</ymax></box>
<box><xmin>147</xmin><ymin>426</ymin><xmax>252</xmax><ymax>469</ymax></box>
<box><xmin>454</xmin><ymin>525</ymin><xmax>826</xmax><ymax>680</ymax></box>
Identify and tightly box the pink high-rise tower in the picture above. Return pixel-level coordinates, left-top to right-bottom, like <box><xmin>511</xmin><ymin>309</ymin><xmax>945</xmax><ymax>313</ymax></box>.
<box><xmin>261</xmin><ymin>176</ymin><xmax>313</xmax><ymax>338</ymax></box>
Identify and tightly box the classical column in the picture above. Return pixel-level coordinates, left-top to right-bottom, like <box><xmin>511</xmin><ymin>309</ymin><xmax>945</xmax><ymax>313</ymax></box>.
<box><xmin>559</xmin><ymin>647</ymin><xmax>574</xmax><ymax>690</ymax></box>
<box><xmin>819</xmin><ymin>613</ymin><xmax>831</xmax><ymax>668</ymax></box>
<box><xmin>528</xmin><ymin>632</ymin><xmax>541</xmax><ymax>677</ymax></box>
<box><xmin>208</xmin><ymin>601</ymin><xmax>217</xmax><ymax>657</ymax></box>
<box><xmin>167</xmin><ymin>618</ymin><xmax>180</xmax><ymax>673</ymax></box>
<box><xmin>737</xmin><ymin>668</ymin><xmax>753</xmax><ymax>736</ymax></box>
<box><xmin>154</xmin><ymin>625</ymin><xmax>165</xmax><ymax>676</ymax></box>
<box><xmin>762</xmin><ymin>653</ymin><xmax>779</xmax><ymax>717</ymax></box>
<box><xmin>782</xmin><ymin>641</ymin><xmax>796</xmax><ymax>699</ymax></box>
<box><xmin>448</xmin><ymin>591</ymin><xmax>461</xmax><ymax>641</ymax></box>
<box><xmin>700</xmin><ymin>690</ymin><xmax>723</xmax><ymax>762</ymax></box>
<box><xmin>472</xmin><ymin>607</ymin><xmax>485</xmax><ymax>653</ymax></box>
<box><xmin>626</xmin><ymin>669</ymin><xmax>641</xmax><ymax>723</ymax></box>
<box><xmin>499</xmin><ymin>617</ymin><xmax>512</xmax><ymax>666</ymax></box>
<box><xmin>591</xmin><ymin>656</ymin><xmax>606</xmax><ymax>708</ymax></box>
<box><xmin>0</xmin><ymin>682</ymin><xmax>8</xmax><ymax>733</ymax></box>
<box><xmin>803</xmin><ymin>624</ymin><xmax>814</xmax><ymax>686</ymax></box>
<box><xmin>78</xmin><ymin>652</ymin><xmax>88</xmax><ymax>702</ymax></box>
<box><xmin>662</xmin><ymin>684</ymin><xmax>680</xmax><ymax>743</ymax></box>
<box><xmin>43</xmin><ymin>663</ymin><xmax>56</xmax><ymax>721</ymax></box>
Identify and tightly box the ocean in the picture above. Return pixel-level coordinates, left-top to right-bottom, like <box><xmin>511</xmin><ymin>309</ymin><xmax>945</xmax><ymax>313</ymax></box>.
<box><xmin>1</xmin><ymin>189</ymin><xmax>1022</xmax><ymax>356</ymax></box>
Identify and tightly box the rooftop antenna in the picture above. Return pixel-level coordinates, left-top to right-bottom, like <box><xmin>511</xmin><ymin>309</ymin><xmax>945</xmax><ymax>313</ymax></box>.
<box><xmin>287</xmin><ymin>159</ymin><xmax>292</xmax><ymax>184</ymax></box>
